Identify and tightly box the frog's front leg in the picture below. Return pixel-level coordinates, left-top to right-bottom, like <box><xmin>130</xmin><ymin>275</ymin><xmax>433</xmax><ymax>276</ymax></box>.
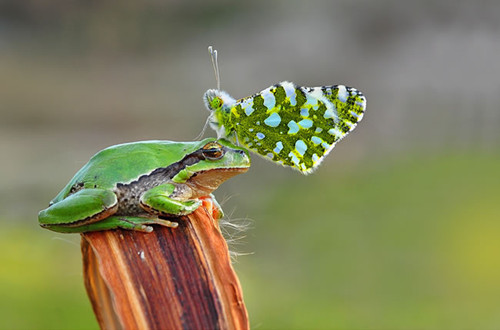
<box><xmin>38</xmin><ymin>188</ymin><xmax>118</xmax><ymax>233</ymax></box>
<box><xmin>140</xmin><ymin>183</ymin><xmax>201</xmax><ymax>217</ymax></box>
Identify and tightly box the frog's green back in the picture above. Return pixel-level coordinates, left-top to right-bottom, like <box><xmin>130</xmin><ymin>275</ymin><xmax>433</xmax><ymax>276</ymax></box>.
<box><xmin>51</xmin><ymin>139</ymin><xmax>216</xmax><ymax>203</ymax></box>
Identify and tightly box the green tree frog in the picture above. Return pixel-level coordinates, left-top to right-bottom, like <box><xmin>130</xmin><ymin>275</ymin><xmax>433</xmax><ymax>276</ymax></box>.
<box><xmin>38</xmin><ymin>138</ymin><xmax>250</xmax><ymax>233</ymax></box>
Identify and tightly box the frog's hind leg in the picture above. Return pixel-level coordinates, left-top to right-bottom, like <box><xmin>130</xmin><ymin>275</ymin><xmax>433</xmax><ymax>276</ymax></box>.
<box><xmin>38</xmin><ymin>188</ymin><xmax>118</xmax><ymax>232</ymax></box>
<box><xmin>69</xmin><ymin>216</ymin><xmax>179</xmax><ymax>233</ymax></box>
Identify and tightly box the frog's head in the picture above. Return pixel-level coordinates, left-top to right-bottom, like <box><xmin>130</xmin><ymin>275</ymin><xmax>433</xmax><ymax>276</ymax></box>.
<box><xmin>174</xmin><ymin>138</ymin><xmax>250</xmax><ymax>197</ymax></box>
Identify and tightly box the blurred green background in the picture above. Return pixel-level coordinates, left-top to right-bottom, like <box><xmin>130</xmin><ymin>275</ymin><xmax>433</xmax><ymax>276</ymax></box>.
<box><xmin>1</xmin><ymin>1</ymin><xmax>499</xmax><ymax>329</ymax></box>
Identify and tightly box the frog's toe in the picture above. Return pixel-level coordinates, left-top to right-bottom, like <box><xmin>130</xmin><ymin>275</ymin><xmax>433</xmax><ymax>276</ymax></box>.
<box><xmin>106</xmin><ymin>216</ymin><xmax>179</xmax><ymax>232</ymax></box>
<box><xmin>156</xmin><ymin>218</ymin><xmax>179</xmax><ymax>228</ymax></box>
<box><xmin>200</xmin><ymin>195</ymin><xmax>224</xmax><ymax>220</ymax></box>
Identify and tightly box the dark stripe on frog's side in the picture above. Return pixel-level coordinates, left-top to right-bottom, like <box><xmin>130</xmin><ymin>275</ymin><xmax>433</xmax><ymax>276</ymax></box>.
<box><xmin>113</xmin><ymin>148</ymin><xmax>209</xmax><ymax>216</ymax></box>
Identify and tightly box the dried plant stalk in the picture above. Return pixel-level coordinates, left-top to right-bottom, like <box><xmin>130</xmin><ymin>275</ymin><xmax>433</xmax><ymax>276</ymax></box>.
<box><xmin>81</xmin><ymin>206</ymin><xmax>249</xmax><ymax>330</ymax></box>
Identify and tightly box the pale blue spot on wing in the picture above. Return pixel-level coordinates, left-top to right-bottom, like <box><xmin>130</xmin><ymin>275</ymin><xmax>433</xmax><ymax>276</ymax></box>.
<box><xmin>266</xmin><ymin>153</ymin><xmax>274</xmax><ymax>159</ymax></box>
<box><xmin>323</xmin><ymin>108</ymin><xmax>334</xmax><ymax>119</ymax></box>
<box><xmin>295</xmin><ymin>140</ymin><xmax>307</xmax><ymax>157</ymax></box>
<box><xmin>312</xmin><ymin>153</ymin><xmax>320</xmax><ymax>163</ymax></box>
<box><xmin>241</xmin><ymin>98</ymin><xmax>254</xmax><ymax>116</ymax></box>
<box><xmin>256</xmin><ymin>132</ymin><xmax>265</xmax><ymax>140</ymax></box>
<box><xmin>288</xmin><ymin>151</ymin><xmax>300</xmax><ymax>166</ymax></box>
<box><xmin>323</xmin><ymin>103</ymin><xmax>339</xmax><ymax>122</ymax></box>
<box><xmin>304</xmin><ymin>95</ymin><xmax>319</xmax><ymax>107</ymax></box>
<box><xmin>283</xmin><ymin>82</ymin><xmax>297</xmax><ymax>106</ymax></box>
<box><xmin>322</xmin><ymin>142</ymin><xmax>330</xmax><ymax>149</ymax></box>
<box><xmin>337</xmin><ymin>85</ymin><xmax>348</xmax><ymax>103</ymax></box>
<box><xmin>274</xmin><ymin>141</ymin><xmax>283</xmax><ymax>154</ymax></box>
<box><xmin>315</xmin><ymin>127</ymin><xmax>323</xmax><ymax>133</ymax></box>
<box><xmin>287</xmin><ymin>121</ymin><xmax>299</xmax><ymax>134</ymax></box>
<box><xmin>244</xmin><ymin>105</ymin><xmax>255</xmax><ymax>116</ymax></box>
<box><xmin>264</xmin><ymin>112</ymin><xmax>281</xmax><ymax>127</ymax></box>
<box><xmin>249</xmin><ymin>128</ymin><xmax>254</xmax><ymax>132</ymax></box>
<box><xmin>240</xmin><ymin>97</ymin><xmax>253</xmax><ymax>106</ymax></box>
<box><xmin>298</xmin><ymin>118</ymin><xmax>313</xmax><ymax>129</ymax></box>
<box><xmin>300</xmin><ymin>108</ymin><xmax>309</xmax><ymax>117</ymax></box>
<box><xmin>328</xmin><ymin>128</ymin><xmax>343</xmax><ymax>138</ymax></box>
<box><xmin>304</xmin><ymin>87</ymin><xmax>325</xmax><ymax>111</ymax></box>
<box><xmin>262</xmin><ymin>90</ymin><xmax>276</xmax><ymax>110</ymax></box>
<box><xmin>311</xmin><ymin>136</ymin><xmax>322</xmax><ymax>145</ymax></box>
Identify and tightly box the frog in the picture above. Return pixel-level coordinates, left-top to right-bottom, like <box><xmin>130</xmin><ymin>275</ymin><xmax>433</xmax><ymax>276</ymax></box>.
<box><xmin>38</xmin><ymin>138</ymin><xmax>250</xmax><ymax>233</ymax></box>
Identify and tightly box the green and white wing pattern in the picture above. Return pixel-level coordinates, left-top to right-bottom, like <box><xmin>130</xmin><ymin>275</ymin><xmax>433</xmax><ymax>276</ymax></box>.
<box><xmin>204</xmin><ymin>81</ymin><xmax>366</xmax><ymax>174</ymax></box>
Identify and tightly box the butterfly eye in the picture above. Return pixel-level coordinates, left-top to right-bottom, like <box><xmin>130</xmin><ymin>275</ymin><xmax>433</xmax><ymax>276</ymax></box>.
<box><xmin>201</xmin><ymin>142</ymin><xmax>224</xmax><ymax>160</ymax></box>
<box><xmin>210</xmin><ymin>96</ymin><xmax>223</xmax><ymax>110</ymax></box>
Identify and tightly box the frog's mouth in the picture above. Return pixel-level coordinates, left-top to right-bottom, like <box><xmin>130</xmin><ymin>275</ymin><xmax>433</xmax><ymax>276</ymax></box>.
<box><xmin>186</xmin><ymin>167</ymin><xmax>249</xmax><ymax>198</ymax></box>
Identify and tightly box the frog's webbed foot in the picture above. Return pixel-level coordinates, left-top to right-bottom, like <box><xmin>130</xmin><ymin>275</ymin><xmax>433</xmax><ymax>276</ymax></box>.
<box><xmin>199</xmin><ymin>194</ymin><xmax>224</xmax><ymax>220</ymax></box>
<box><xmin>38</xmin><ymin>188</ymin><xmax>118</xmax><ymax>232</ymax></box>
<box><xmin>140</xmin><ymin>183</ymin><xmax>202</xmax><ymax>217</ymax></box>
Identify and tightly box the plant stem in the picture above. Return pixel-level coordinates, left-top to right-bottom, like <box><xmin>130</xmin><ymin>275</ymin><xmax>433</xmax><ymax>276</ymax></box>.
<box><xmin>81</xmin><ymin>206</ymin><xmax>249</xmax><ymax>330</ymax></box>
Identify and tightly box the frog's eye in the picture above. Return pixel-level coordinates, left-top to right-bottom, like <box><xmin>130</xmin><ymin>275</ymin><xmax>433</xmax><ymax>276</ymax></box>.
<box><xmin>201</xmin><ymin>142</ymin><xmax>225</xmax><ymax>160</ymax></box>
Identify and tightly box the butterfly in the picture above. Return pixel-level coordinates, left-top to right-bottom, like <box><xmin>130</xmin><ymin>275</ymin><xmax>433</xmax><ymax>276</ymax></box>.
<box><xmin>203</xmin><ymin>47</ymin><xmax>366</xmax><ymax>174</ymax></box>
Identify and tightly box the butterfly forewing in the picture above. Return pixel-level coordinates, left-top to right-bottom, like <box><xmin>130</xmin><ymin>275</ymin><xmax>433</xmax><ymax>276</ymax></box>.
<box><xmin>224</xmin><ymin>81</ymin><xmax>366</xmax><ymax>174</ymax></box>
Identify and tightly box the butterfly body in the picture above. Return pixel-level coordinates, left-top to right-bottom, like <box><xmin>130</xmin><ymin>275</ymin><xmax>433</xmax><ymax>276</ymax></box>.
<box><xmin>204</xmin><ymin>81</ymin><xmax>366</xmax><ymax>174</ymax></box>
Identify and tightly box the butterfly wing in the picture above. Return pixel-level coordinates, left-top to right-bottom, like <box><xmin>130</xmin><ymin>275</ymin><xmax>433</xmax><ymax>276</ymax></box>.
<box><xmin>227</xmin><ymin>81</ymin><xmax>366</xmax><ymax>174</ymax></box>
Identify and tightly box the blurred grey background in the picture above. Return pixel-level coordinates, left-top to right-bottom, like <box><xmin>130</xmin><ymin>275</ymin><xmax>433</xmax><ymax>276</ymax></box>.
<box><xmin>1</xmin><ymin>1</ymin><xmax>499</xmax><ymax>329</ymax></box>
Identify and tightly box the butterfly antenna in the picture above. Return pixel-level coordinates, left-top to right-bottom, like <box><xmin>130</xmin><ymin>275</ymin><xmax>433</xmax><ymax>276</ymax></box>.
<box><xmin>208</xmin><ymin>46</ymin><xmax>220</xmax><ymax>90</ymax></box>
